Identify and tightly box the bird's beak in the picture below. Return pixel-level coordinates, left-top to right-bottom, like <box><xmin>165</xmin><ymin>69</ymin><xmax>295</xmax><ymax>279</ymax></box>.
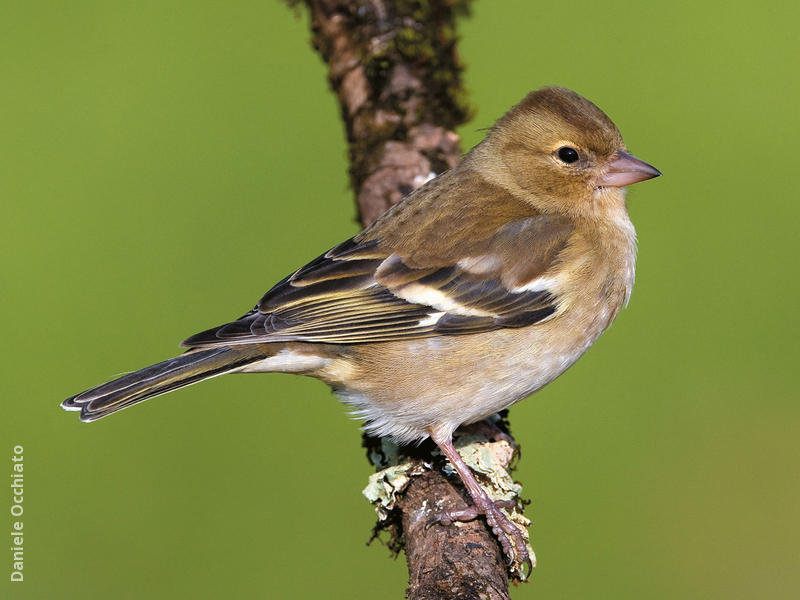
<box><xmin>598</xmin><ymin>151</ymin><xmax>661</xmax><ymax>188</ymax></box>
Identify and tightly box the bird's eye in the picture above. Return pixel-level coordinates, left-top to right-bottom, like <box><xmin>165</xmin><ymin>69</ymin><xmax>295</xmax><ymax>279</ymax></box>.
<box><xmin>557</xmin><ymin>147</ymin><xmax>580</xmax><ymax>164</ymax></box>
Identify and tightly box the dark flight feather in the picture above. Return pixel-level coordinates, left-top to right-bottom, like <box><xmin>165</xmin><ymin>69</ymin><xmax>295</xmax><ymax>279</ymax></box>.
<box><xmin>180</xmin><ymin>215</ymin><xmax>571</xmax><ymax>348</ymax></box>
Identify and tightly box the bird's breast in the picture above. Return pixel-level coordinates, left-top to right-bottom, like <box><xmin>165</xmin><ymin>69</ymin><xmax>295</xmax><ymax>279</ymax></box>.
<box><xmin>315</xmin><ymin>214</ymin><xmax>638</xmax><ymax>444</ymax></box>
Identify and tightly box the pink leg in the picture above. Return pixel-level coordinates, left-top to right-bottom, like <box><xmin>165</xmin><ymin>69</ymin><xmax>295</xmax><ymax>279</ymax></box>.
<box><xmin>430</xmin><ymin>429</ymin><xmax>530</xmax><ymax>569</ymax></box>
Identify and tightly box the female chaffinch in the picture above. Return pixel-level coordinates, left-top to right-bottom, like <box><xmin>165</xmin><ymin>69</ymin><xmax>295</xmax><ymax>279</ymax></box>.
<box><xmin>63</xmin><ymin>86</ymin><xmax>660</xmax><ymax>565</ymax></box>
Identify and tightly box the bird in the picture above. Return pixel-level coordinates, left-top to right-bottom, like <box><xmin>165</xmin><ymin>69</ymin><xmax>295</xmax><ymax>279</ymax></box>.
<box><xmin>62</xmin><ymin>86</ymin><xmax>660</xmax><ymax>567</ymax></box>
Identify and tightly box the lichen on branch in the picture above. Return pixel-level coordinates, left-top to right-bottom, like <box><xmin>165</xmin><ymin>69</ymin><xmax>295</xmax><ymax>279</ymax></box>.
<box><xmin>287</xmin><ymin>2</ymin><xmax>531</xmax><ymax>598</ymax></box>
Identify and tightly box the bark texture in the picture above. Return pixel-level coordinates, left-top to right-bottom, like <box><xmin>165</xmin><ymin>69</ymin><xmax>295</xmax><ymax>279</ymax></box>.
<box><xmin>400</xmin><ymin>470</ymin><xmax>511</xmax><ymax>600</ymax></box>
<box><xmin>302</xmin><ymin>0</ymin><xmax>470</xmax><ymax>225</ymax></box>
<box><xmin>295</xmin><ymin>1</ymin><xmax>527</xmax><ymax>597</ymax></box>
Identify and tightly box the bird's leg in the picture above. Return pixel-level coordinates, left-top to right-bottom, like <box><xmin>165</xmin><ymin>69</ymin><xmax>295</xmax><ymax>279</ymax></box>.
<box><xmin>429</xmin><ymin>429</ymin><xmax>530</xmax><ymax>569</ymax></box>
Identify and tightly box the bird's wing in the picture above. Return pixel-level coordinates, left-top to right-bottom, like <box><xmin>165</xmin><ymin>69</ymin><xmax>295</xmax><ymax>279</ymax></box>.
<box><xmin>181</xmin><ymin>215</ymin><xmax>573</xmax><ymax>348</ymax></box>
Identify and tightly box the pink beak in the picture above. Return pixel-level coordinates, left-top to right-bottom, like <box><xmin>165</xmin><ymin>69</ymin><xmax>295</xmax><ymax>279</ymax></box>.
<box><xmin>598</xmin><ymin>151</ymin><xmax>661</xmax><ymax>188</ymax></box>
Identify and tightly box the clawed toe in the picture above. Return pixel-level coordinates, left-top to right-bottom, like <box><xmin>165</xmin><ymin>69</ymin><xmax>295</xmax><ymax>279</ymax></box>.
<box><xmin>483</xmin><ymin>501</ymin><xmax>530</xmax><ymax>569</ymax></box>
<box><xmin>429</xmin><ymin>430</ymin><xmax>532</xmax><ymax>576</ymax></box>
<box><xmin>434</xmin><ymin>498</ymin><xmax>529</xmax><ymax>570</ymax></box>
<box><xmin>434</xmin><ymin>504</ymin><xmax>480</xmax><ymax>526</ymax></box>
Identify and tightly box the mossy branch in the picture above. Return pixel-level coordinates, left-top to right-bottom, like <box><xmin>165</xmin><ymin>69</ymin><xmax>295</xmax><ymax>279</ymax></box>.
<box><xmin>302</xmin><ymin>0</ymin><xmax>470</xmax><ymax>225</ymax></box>
<box><xmin>289</xmin><ymin>2</ymin><xmax>531</xmax><ymax>597</ymax></box>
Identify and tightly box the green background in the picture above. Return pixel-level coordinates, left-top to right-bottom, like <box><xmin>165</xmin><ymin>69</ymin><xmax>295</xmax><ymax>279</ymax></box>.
<box><xmin>2</xmin><ymin>1</ymin><xmax>798</xmax><ymax>598</ymax></box>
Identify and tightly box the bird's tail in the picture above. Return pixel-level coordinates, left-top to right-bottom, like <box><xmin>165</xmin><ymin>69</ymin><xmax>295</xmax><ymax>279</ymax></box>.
<box><xmin>62</xmin><ymin>346</ymin><xmax>269</xmax><ymax>422</ymax></box>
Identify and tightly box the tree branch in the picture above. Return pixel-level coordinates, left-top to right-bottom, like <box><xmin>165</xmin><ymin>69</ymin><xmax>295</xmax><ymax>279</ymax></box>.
<box><xmin>293</xmin><ymin>1</ymin><xmax>531</xmax><ymax>597</ymax></box>
<box><xmin>302</xmin><ymin>0</ymin><xmax>468</xmax><ymax>225</ymax></box>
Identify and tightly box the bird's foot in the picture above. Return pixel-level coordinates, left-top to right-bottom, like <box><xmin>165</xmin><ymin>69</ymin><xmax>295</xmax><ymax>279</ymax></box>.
<box><xmin>436</xmin><ymin>497</ymin><xmax>531</xmax><ymax>573</ymax></box>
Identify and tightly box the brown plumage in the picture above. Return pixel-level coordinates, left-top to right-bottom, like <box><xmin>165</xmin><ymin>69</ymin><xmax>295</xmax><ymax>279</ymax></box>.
<box><xmin>62</xmin><ymin>86</ymin><xmax>660</xmax><ymax>567</ymax></box>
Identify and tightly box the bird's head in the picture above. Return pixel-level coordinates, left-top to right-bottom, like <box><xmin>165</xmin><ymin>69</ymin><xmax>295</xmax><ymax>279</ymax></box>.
<box><xmin>485</xmin><ymin>87</ymin><xmax>660</xmax><ymax>217</ymax></box>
